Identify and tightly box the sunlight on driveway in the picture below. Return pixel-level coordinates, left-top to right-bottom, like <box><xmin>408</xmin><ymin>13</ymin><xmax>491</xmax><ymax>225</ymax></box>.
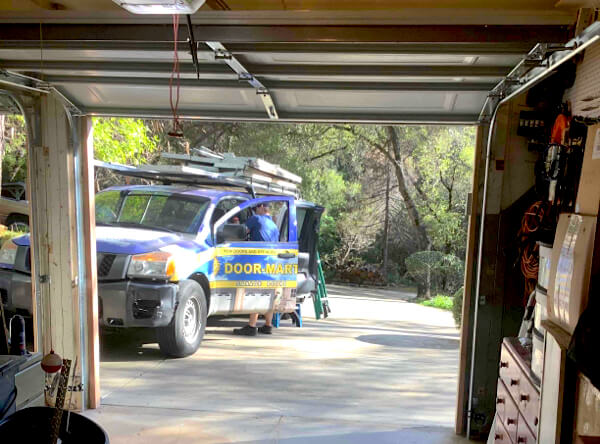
<box><xmin>86</xmin><ymin>285</ymin><xmax>465</xmax><ymax>444</ymax></box>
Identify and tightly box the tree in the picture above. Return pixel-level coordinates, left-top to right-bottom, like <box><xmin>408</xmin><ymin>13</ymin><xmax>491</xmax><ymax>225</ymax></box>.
<box><xmin>0</xmin><ymin>115</ymin><xmax>4</xmax><ymax>190</ymax></box>
<box><xmin>409</xmin><ymin>127</ymin><xmax>474</xmax><ymax>257</ymax></box>
<box><xmin>93</xmin><ymin>117</ymin><xmax>160</xmax><ymax>190</ymax></box>
<box><xmin>405</xmin><ymin>251</ymin><xmax>464</xmax><ymax>299</ymax></box>
<box><xmin>83</xmin><ymin>117</ymin><xmax>475</xmax><ymax>293</ymax></box>
<box><xmin>0</xmin><ymin>115</ymin><xmax>28</xmax><ymax>186</ymax></box>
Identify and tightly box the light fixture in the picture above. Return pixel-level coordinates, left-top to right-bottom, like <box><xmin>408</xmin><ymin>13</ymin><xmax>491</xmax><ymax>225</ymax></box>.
<box><xmin>112</xmin><ymin>0</ymin><xmax>206</xmax><ymax>14</ymax></box>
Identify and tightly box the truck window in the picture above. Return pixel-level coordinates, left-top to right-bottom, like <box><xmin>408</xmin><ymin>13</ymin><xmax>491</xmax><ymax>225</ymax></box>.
<box><xmin>214</xmin><ymin>198</ymin><xmax>294</xmax><ymax>244</ymax></box>
<box><xmin>97</xmin><ymin>191</ymin><xmax>210</xmax><ymax>234</ymax></box>
<box><xmin>244</xmin><ymin>201</ymin><xmax>288</xmax><ymax>243</ymax></box>
<box><xmin>119</xmin><ymin>194</ymin><xmax>150</xmax><ymax>223</ymax></box>
<box><xmin>95</xmin><ymin>190</ymin><xmax>121</xmax><ymax>224</ymax></box>
<box><xmin>211</xmin><ymin>198</ymin><xmax>245</xmax><ymax>225</ymax></box>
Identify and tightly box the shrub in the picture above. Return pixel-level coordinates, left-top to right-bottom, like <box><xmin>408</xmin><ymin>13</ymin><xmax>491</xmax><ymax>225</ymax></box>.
<box><xmin>405</xmin><ymin>250</ymin><xmax>465</xmax><ymax>298</ymax></box>
<box><xmin>452</xmin><ymin>286</ymin><xmax>464</xmax><ymax>328</ymax></box>
<box><xmin>420</xmin><ymin>295</ymin><xmax>453</xmax><ymax>310</ymax></box>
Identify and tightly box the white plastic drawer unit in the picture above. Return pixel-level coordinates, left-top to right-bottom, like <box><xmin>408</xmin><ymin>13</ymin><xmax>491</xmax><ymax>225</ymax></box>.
<box><xmin>14</xmin><ymin>353</ymin><xmax>44</xmax><ymax>411</ymax></box>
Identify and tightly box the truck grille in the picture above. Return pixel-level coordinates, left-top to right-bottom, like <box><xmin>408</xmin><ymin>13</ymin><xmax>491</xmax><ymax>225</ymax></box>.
<box><xmin>98</xmin><ymin>254</ymin><xmax>116</xmax><ymax>277</ymax></box>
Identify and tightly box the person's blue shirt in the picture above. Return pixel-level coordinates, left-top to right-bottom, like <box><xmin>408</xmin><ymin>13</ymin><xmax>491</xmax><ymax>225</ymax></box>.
<box><xmin>246</xmin><ymin>214</ymin><xmax>279</xmax><ymax>242</ymax></box>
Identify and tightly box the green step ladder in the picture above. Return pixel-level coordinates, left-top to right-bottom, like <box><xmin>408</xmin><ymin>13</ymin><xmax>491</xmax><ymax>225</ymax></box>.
<box><xmin>313</xmin><ymin>251</ymin><xmax>331</xmax><ymax>320</ymax></box>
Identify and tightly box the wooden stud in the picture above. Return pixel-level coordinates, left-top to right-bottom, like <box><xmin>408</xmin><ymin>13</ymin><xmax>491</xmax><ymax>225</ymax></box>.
<box><xmin>29</xmin><ymin>93</ymin><xmax>83</xmax><ymax>410</ymax></box>
<box><xmin>455</xmin><ymin>123</ymin><xmax>486</xmax><ymax>435</ymax></box>
<box><xmin>81</xmin><ymin>116</ymin><xmax>100</xmax><ymax>409</ymax></box>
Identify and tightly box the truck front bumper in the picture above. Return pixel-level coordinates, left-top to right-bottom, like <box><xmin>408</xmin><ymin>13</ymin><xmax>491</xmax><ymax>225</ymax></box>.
<box><xmin>0</xmin><ymin>269</ymin><xmax>33</xmax><ymax>314</ymax></box>
<box><xmin>0</xmin><ymin>269</ymin><xmax>178</xmax><ymax>328</ymax></box>
<box><xmin>100</xmin><ymin>280</ymin><xmax>178</xmax><ymax>328</ymax></box>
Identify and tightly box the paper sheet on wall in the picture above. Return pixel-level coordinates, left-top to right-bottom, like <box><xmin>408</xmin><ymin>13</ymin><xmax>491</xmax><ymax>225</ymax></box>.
<box><xmin>554</xmin><ymin>215</ymin><xmax>580</xmax><ymax>325</ymax></box>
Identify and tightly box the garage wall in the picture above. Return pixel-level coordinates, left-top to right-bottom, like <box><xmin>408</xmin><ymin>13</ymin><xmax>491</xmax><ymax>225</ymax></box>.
<box><xmin>466</xmin><ymin>95</ymin><xmax>537</xmax><ymax>438</ymax></box>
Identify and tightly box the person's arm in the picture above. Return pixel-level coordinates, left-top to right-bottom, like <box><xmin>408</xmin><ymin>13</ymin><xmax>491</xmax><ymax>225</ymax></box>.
<box><xmin>245</xmin><ymin>215</ymin><xmax>257</xmax><ymax>237</ymax></box>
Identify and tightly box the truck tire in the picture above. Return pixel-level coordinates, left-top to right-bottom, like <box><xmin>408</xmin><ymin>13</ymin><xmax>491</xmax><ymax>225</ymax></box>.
<box><xmin>157</xmin><ymin>280</ymin><xmax>207</xmax><ymax>358</ymax></box>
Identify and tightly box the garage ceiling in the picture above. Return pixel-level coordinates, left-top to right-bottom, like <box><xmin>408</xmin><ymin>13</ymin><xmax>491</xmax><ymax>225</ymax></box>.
<box><xmin>0</xmin><ymin>4</ymin><xmax>578</xmax><ymax>123</ymax></box>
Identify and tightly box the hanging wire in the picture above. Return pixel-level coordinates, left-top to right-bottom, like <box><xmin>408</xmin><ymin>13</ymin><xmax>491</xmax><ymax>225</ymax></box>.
<box><xmin>38</xmin><ymin>22</ymin><xmax>55</xmax><ymax>352</ymax></box>
<box><xmin>168</xmin><ymin>14</ymin><xmax>183</xmax><ymax>137</ymax></box>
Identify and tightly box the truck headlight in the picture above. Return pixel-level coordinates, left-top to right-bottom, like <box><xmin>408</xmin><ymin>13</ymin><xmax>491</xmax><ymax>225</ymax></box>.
<box><xmin>127</xmin><ymin>251</ymin><xmax>177</xmax><ymax>281</ymax></box>
<box><xmin>0</xmin><ymin>240</ymin><xmax>18</xmax><ymax>269</ymax></box>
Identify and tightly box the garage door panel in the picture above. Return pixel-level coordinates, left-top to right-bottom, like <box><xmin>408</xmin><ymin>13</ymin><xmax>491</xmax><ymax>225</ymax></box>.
<box><xmin>260</xmin><ymin>74</ymin><xmax>503</xmax><ymax>83</ymax></box>
<box><xmin>452</xmin><ymin>91</ymin><xmax>492</xmax><ymax>112</ymax></box>
<box><xmin>59</xmin><ymin>84</ymin><xmax>265</xmax><ymax>111</ymax></box>
<box><xmin>0</xmin><ymin>24</ymin><xmax>542</xmax><ymax>123</ymax></box>
<box><xmin>0</xmin><ymin>48</ymin><xmax>203</xmax><ymax>63</ymax></box>
<box><xmin>243</xmin><ymin>52</ymin><xmax>522</xmax><ymax>67</ymax></box>
<box><xmin>275</xmin><ymin>90</ymin><xmax>466</xmax><ymax>113</ymax></box>
<box><xmin>11</xmin><ymin>69</ymin><xmax>238</xmax><ymax>81</ymax></box>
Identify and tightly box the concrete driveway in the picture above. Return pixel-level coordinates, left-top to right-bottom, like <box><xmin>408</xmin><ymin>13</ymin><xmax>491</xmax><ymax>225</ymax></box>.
<box><xmin>85</xmin><ymin>284</ymin><xmax>468</xmax><ymax>444</ymax></box>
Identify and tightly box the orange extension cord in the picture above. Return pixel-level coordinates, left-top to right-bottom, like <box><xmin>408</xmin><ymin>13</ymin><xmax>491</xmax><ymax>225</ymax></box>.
<box><xmin>518</xmin><ymin>201</ymin><xmax>548</xmax><ymax>301</ymax></box>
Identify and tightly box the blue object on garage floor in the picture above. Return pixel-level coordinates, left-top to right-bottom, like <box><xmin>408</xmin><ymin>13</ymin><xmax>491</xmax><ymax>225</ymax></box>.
<box><xmin>273</xmin><ymin>304</ymin><xmax>302</xmax><ymax>328</ymax></box>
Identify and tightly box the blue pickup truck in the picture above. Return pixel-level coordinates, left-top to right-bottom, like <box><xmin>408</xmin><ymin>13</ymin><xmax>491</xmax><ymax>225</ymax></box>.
<box><xmin>0</xmin><ymin>185</ymin><xmax>323</xmax><ymax>357</ymax></box>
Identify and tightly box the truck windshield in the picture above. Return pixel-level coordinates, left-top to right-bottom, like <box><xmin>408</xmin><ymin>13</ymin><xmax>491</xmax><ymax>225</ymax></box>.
<box><xmin>96</xmin><ymin>190</ymin><xmax>210</xmax><ymax>234</ymax></box>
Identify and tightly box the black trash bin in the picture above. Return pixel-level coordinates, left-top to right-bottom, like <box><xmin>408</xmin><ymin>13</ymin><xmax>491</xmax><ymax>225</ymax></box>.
<box><xmin>0</xmin><ymin>406</ymin><xmax>109</xmax><ymax>443</ymax></box>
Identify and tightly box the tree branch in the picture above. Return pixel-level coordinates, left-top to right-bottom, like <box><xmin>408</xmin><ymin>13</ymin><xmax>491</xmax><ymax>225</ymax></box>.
<box><xmin>310</xmin><ymin>145</ymin><xmax>347</xmax><ymax>161</ymax></box>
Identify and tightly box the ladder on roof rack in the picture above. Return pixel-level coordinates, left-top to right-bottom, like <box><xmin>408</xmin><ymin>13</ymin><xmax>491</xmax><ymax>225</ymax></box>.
<box><xmin>94</xmin><ymin>151</ymin><xmax>301</xmax><ymax>198</ymax></box>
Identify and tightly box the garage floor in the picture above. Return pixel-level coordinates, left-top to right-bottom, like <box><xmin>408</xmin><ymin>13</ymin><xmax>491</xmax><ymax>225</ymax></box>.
<box><xmin>85</xmin><ymin>285</ymin><xmax>469</xmax><ymax>444</ymax></box>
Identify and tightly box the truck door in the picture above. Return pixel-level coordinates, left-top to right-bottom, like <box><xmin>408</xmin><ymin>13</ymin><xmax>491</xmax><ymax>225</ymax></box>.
<box><xmin>210</xmin><ymin>196</ymin><xmax>298</xmax><ymax>315</ymax></box>
<box><xmin>295</xmin><ymin>202</ymin><xmax>324</xmax><ymax>300</ymax></box>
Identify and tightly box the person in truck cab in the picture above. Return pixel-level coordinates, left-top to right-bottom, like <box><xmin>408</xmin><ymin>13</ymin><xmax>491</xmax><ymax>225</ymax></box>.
<box><xmin>233</xmin><ymin>202</ymin><xmax>279</xmax><ymax>337</ymax></box>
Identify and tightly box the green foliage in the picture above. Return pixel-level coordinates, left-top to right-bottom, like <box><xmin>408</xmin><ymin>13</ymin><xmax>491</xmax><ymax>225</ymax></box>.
<box><xmin>420</xmin><ymin>295</ymin><xmax>453</xmax><ymax>311</ymax></box>
<box><xmin>405</xmin><ymin>250</ymin><xmax>465</xmax><ymax>297</ymax></box>
<box><xmin>405</xmin><ymin>250</ymin><xmax>445</xmax><ymax>279</ymax></box>
<box><xmin>1</xmin><ymin>115</ymin><xmax>28</xmax><ymax>184</ymax></box>
<box><xmin>452</xmin><ymin>286</ymin><xmax>464</xmax><ymax>328</ymax></box>
<box><xmin>0</xmin><ymin>115</ymin><xmax>473</xmax><ymax>288</ymax></box>
<box><xmin>409</xmin><ymin>127</ymin><xmax>475</xmax><ymax>256</ymax></box>
<box><xmin>93</xmin><ymin>117</ymin><xmax>160</xmax><ymax>190</ymax></box>
<box><xmin>94</xmin><ymin>117</ymin><xmax>159</xmax><ymax>165</ymax></box>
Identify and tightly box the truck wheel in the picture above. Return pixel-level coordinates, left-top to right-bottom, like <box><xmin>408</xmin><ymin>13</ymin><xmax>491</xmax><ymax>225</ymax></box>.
<box><xmin>157</xmin><ymin>280</ymin><xmax>207</xmax><ymax>358</ymax></box>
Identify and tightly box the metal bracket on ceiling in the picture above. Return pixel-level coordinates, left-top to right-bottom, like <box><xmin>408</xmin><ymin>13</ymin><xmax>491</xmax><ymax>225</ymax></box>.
<box><xmin>0</xmin><ymin>69</ymin><xmax>49</xmax><ymax>94</ymax></box>
<box><xmin>205</xmin><ymin>41</ymin><xmax>279</xmax><ymax>120</ymax></box>
<box><xmin>212</xmin><ymin>48</ymin><xmax>232</xmax><ymax>61</ymax></box>
<box><xmin>186</xmin><ymin>15</ymin><xmax>200</xmax><ymax>80</ymax></box>
<box><xmin>0</xmin><ymin>69</ymin><xmax>84</xmax><ymax>116</ymax></box>
<box><xmin>51</xmin><ymin>86</ymin><xmax>84</xmax><ymax>116</ymax></box>
<box><xmin>477</xmin><ymin>42</ymin><xmax>576</xmax><ymax>124</ymax></box>
<box><xmin>478</xmin><ymin>20</ymin><xmax>600</xmax><ymax>124</ymax></box>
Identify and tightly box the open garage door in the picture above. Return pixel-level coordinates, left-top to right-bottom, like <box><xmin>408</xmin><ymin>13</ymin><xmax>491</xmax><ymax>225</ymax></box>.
<box><xmin>0</xmin><ymin>9</ymin><xmax>572</xmax><ymax>124</ymax></box>
<box><xmin>0</xmin><ymin>2</ymin><xmax>589</xmax><ymax>438</ymax></box>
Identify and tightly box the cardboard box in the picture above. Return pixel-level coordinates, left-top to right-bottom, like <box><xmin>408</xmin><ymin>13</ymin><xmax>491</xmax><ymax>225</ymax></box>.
<box><xmin>547</xmin><ymin>213</ymin><xmax>597</xmax><ymax>335</ymax></box>
<box><xmin>574</xmin><ymin>373</ymin><xmax>600</xmax><ymax>442</ymax></box>
<box><xmin>272</xmin><ymin>288</ymin><xmax>296</xmax><ymax>313</ymax></box>
<box><xmin>575</xmin><ymin>124</ymin><xmax>600</xmax><ymax>216</ymax></box>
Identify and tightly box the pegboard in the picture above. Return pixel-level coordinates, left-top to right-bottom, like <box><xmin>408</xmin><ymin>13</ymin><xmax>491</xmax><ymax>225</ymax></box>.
<box><xmin>564</xmin><ymin>41</ymin><xmax>600</xmax><ymax>119</ymax></box>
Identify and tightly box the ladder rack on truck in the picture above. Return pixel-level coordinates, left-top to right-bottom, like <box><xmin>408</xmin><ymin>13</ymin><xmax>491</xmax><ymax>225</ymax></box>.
<box><xmin>95</xmin><ymin>150</ymin><xmax>301</xmax><ymax>198</ymax></box>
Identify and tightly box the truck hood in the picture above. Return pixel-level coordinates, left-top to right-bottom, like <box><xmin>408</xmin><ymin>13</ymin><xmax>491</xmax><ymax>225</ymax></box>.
<box><xmin>95</xmin><ymin>226</ymin><xmax>188</xmax><ymax>254</ymax></box>
<box><xmin>13</xmin><ymin>226</ymin><xmax>197</xmax><ymax>255</ymax></box>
